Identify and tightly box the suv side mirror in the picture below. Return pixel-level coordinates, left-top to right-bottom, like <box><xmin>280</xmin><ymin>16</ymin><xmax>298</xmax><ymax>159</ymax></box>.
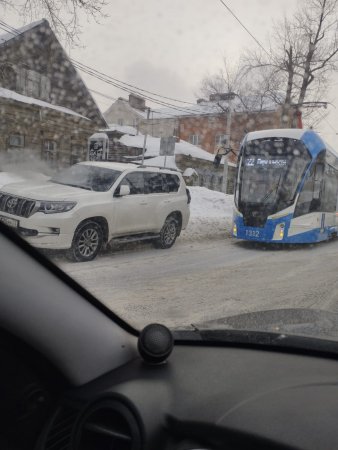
<box><xmin>120</xmin><ymin>184</ymin><xmax>130</xmax><ymax>197</ymax></box>
<box><xmin>116</xmin><ymin>184</ymin><xmax>130</xmax><ymax>197</ymax></box>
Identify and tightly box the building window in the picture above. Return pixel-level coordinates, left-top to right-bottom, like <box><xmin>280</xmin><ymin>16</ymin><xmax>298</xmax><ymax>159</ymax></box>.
<box><xmin>189</xmin><ymin>134</ymin><xmax>201</xmax><ymax>146</ymax></box>
<box><xmin>117</xmin><ymin>119</ymin><xmax>124</xmax><ymax>126</ymax></box>
<box><xmin>215</xmin><ymin>134</ymin><xmax>228</xmax><ymax>146</ymax></box>
<box><xmin>43</xmin><ymin>140</ymin><xmax>57</xmax><ymax>165</ymax></box>
<box><xmin>70</xmin><ymin>145</ymin><xmax>85</xmax><ymax>165</ymax></box>
<box><xmin>9</xmin><ymin>134</ymin><xmax>25</xmax><ymax>147</ymax></box>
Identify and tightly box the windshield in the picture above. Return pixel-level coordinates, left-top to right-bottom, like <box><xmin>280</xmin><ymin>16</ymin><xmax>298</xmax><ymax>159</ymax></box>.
<box><xmin>51</xmin><ymin>165</ymin><xmax>122</xmax><ymax>192</ymax></box>
<box><xmin>1</xmin><ymin>0</ymin><xmax>338</xmax><ymax>347</ymax></box>
<box><xmin>237</xmin><ymin>138</ymin><xmax>311</xmax><ymax>212</ymax></box>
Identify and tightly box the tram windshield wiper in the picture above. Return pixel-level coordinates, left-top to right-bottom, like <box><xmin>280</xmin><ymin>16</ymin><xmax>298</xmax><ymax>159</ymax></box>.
<box><xmin>261</xmin><ymin>172</ymin><xmax>283</xmax><ymax>203</ymax></box>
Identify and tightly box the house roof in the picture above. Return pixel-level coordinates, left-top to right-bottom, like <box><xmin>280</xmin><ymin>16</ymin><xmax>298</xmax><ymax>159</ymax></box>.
<box><xmin>0</xmin><ymin>87</ymin><xmax>90</xmax><ymax>119</ymax></box>
<box><xmin>103</xmin><ymin>98</ymin><xmax>147</xmax><ymax>120</ymax></box>
<box><xmin>0</xmin><ymin>20</ymin><xmax>45</xmax><ymax>46</ymax></box>
<box><xmin>0</xmin><ymin>19</ymin><xmax>107</xmax><ymax>128</ymax></box>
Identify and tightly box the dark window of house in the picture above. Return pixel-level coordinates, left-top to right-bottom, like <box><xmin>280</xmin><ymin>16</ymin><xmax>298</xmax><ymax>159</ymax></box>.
<box><xmin>9</xmin><ymin>134</ymin><xmax>24</xmax><ymax>147</ymax></box>
<box><xmin>189</xmin><ymin>134</ymin><xmax>201</xmax><ymax>146</ymax></box>
<box><xmin>43</xmin><ymin>140</ymin><xmax>57</xmax><ymax>164</ymax></box>
<box><xmin>70</xmin><ymin>145</ymin><xmax>85</xmax><ymax>165</ymax></box>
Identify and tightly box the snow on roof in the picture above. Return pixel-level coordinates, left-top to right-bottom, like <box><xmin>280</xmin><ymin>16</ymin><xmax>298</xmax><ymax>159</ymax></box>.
<box><xmin>103</xmin><ymin>124</ymin><xmax>138</xmax><ymax>135</ymax></box>
<box><xmin>90</xmin><ymin>132</ymin><xmax>109</xmax><ymax>140</ymax></box>
<box><xmin>0</xmin><ymin>19</ymin><xmax>46</xmax><ymax>46</ymax></box>
<box><xmin>119</xmin><ymin>133</ymin><xmax>212</xmax><ymax>160</ymax></box>
<box><xmin>183</xmin><ymin>168</ymin><xmax>198</xmax><ymax>177</ymax></box>
<box><xmin>151</xmin><ymin>97</ymin><xmax>279</xmax><ymax>119</ymax></box>
<box><xmin>0</xmin><ymin>87</ymin><xmax>90</xmax><ymax>120</ymax></box>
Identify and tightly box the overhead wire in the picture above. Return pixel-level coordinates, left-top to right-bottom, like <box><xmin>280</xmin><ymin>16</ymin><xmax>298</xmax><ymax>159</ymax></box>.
<box><xmin>218</xmin><ymin>0</ymin><xmax>270</xmax><ymax>57</ymax></box>
<box><xmin>71</xmin><ymin>58</ymin><xmax>196</xmax><ymax>106</ymax></box>
<box><xmin>71</xmin><ymin>60</ymin><xmax>201</xmax><ymax>115</ymax></box>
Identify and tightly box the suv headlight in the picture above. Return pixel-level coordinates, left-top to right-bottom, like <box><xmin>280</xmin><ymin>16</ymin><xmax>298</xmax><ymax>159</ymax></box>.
<box><xmin>37</xmin><ymin>201</ymin><xmax>77</xmax><ymax>214</ymax></box>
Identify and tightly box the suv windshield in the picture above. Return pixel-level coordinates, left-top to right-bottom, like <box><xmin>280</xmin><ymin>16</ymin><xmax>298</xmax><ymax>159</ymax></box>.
<box><xmin>51</xmin><ymin>165</ymin><xmax>122</xmax><ymax>192</ymax></box>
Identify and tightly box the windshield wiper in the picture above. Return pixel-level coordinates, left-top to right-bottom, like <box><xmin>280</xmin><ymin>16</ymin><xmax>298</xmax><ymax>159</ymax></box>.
<box><xmin>50</xmin><ymin>180</ymin><xmax>92</xmax><ymax>190</ymax></box>
<box><xmin>261</xmin><ymin>172</ymin><xmax>283</xmax><ymax>203</ymax></box>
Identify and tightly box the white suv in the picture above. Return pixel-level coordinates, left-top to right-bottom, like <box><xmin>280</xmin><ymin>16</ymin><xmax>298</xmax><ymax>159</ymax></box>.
<box><xmin>0</xmin><ymin>162</ymin><xmax>190</xmax><ymax>261</ymax></box>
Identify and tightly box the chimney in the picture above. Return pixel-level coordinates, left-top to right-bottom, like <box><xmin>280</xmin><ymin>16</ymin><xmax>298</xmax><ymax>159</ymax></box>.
<box><xmin>129</xmin><ymin>94</ymin><xmax>146</xmax><ymax>111</ymax></box>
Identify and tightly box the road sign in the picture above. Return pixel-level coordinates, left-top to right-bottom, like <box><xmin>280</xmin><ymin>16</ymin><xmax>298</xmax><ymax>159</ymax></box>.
<box><xmin>160</xmin><ymin>137</ymin><xmax>176</xmax><ymax>156</ymax></box>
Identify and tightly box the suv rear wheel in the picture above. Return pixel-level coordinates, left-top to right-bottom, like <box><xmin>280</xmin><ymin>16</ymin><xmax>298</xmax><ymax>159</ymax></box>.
<box><xmin>154</xmin><ymin>216</ymin><xmax>179</xmax><ymax>249</ymax></box>
<box><xmin>68</xmin><ymin>220</ymin><xmax>103</xmax><ymax>262</ymax></box>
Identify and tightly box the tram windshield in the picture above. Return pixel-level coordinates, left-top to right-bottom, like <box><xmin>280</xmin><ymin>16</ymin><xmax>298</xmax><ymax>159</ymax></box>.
<box><xmin>237</xmin><ymin>138</ymin><xmax>312</xmax><ymax>212</ymax></box>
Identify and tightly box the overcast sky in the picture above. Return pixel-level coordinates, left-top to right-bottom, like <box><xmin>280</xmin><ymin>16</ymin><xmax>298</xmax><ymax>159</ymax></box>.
<box><xmin>2</xmin><ymin>0</ymin><xmax>338</xmax><ymax>147</ymax></box>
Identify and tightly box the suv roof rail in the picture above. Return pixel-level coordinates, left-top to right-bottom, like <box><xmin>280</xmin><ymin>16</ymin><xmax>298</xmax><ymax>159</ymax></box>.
<box><xmin>136</xmin><ymin>165</ymin><xmax>181</xmax><ymax>173</ymax></box>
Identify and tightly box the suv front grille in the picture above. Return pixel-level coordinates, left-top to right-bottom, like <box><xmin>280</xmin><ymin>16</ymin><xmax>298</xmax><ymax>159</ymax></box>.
<box><xmin>0</xmin><ymin>193</ymin><xmax>36</xmax><ymax>218</ymax></box>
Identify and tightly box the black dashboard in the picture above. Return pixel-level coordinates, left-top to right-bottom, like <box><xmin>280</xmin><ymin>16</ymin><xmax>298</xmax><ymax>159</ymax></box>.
<box><xmin>3</xmin><ymin>328</ymin><xmax>338</xmax><ymax>450</ymax></box>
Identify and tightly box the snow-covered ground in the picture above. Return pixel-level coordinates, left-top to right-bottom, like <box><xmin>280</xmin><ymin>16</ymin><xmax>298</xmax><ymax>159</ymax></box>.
<box><xmin>182</xmin><ymin>186</ymin><xmax>234</xmax><ymax>241</ymax></box>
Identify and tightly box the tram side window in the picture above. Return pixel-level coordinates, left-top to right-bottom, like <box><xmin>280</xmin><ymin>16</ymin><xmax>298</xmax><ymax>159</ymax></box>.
<box><xmin>321</xmin><ymin>165</ymin><xmax>338</xmax><ymax>212</ymax></box>
<box><xmin>294</xmin><ymin>153</ymin><xmax>325</xmax><ymax>217</ymax></box>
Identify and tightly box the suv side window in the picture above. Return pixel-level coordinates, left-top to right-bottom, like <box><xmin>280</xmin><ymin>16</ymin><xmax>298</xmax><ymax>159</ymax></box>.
<box><xmin>144</xmin><ymin>172</ymin><xmax>164</xmax><ymax>194</ymax></box>
<box><xmin>120</xmin><ymin>172</ymin><xmax>145</xmax><ymax>195</ymax></box>
<box><xmin>162</xmin><ymin>174</ymin><xmax>180</xmax><ymax>192</ymax></box>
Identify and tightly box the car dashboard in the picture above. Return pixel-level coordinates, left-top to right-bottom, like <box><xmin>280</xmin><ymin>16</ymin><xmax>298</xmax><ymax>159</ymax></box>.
<box><xmin>3</xmin><ymin>326</ymin><xmax>338</xmax><ymax>450</ymax></box>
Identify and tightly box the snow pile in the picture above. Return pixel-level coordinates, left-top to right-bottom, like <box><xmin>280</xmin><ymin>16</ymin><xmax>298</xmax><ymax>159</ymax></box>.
<box><xmin>181</xmin><ymin>187</ymin><xmax>234</xmax><ymax>241</ymax></box>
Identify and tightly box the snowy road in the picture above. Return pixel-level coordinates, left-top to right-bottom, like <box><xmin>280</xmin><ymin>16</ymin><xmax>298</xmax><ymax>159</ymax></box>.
<box><xmin>55</xmin><ymin>235</ymin><xmax>338</xmax><ymax>330</ymax></box>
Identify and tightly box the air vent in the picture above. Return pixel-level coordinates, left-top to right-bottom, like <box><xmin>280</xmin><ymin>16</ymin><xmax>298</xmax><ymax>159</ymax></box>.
<box><xmin>74</xmin><ymin>398</ymin><xmax>142</xmax><ymax>450</ymax></box>
<box><xmin>43</xmin><ymin>405</ymin><xmax>79</xmax><ymax>450</ymax></box>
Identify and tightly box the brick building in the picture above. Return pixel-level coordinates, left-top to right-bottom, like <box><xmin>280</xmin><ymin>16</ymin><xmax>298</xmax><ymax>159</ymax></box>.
<box><xmin>0</xmin><ymin>20</ymin><xmax>106</xmax><ymax>169</ymax></box>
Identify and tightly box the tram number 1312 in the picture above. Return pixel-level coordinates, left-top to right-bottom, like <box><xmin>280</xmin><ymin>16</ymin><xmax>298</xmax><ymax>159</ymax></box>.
<box><xmin>245</xmin><ymin>230</ymin><xmax>260</xmax><ymax>238</ymax></box>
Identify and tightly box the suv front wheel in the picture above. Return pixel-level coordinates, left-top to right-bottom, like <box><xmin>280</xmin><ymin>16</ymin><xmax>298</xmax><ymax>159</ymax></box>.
<box><xmin>154</xmin><ymin>216</ymin><xmax>179</xmax><ymax>249</ymax></box>
<box><xmin>68</xmin><ymin>220</ymin><xmax>103</xmax><ymax>262</ymax></box>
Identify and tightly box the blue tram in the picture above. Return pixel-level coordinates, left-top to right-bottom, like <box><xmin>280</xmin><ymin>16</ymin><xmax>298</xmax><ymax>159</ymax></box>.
<box><xmin>233</xmin><ymin>129</ymin><xmax>338</xmax><ymax>243</ymax></box>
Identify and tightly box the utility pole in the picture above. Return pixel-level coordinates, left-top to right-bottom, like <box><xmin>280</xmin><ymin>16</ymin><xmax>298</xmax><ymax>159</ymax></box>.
<box><xmin>141</xmin><ymin>107</ymin><xmax>151</xmax><ymax>166</ymax></box>
<box><xmin>222</xmin><ymin>93</ymin><xmax>235</xmax><ymax>193</ymax></box>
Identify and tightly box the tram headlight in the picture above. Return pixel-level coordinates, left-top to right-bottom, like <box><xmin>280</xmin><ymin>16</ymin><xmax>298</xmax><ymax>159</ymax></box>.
<box><xmin>279</xmin><ymin>223</ymin><xmax>285</xmax><ymax>238</ymax></box>
<box><xmin>233</xmin><ymin>223</ymin><xmax>237</xmax><ymax>236</ymax></box>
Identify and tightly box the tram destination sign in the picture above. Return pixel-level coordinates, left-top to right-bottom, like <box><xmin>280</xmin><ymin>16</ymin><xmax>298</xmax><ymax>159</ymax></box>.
<box><xmin>245</xmin><ymin>157</ymin><xmax>288</xmax><ymax>168</ymax></box>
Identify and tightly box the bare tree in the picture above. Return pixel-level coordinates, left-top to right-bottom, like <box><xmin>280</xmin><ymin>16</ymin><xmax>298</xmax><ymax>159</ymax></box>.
<box><xmin>201</xmin><ymin>0</ymin><xmax>338</xmax><ymax>126</ymax></box>
<box><xmin>246</xmin><ymin>0</ymin><xmax>338</xmax><ymax>124</ymax></box>
<box><xmin>199</xmin><ymin>56</ymin><xmax>280</xmax><ymax>113</ymax></box>
<box><xmin>0</xmin><ymin>0</ymin><xmax>107</xmax><ymax>46</ymax></box>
